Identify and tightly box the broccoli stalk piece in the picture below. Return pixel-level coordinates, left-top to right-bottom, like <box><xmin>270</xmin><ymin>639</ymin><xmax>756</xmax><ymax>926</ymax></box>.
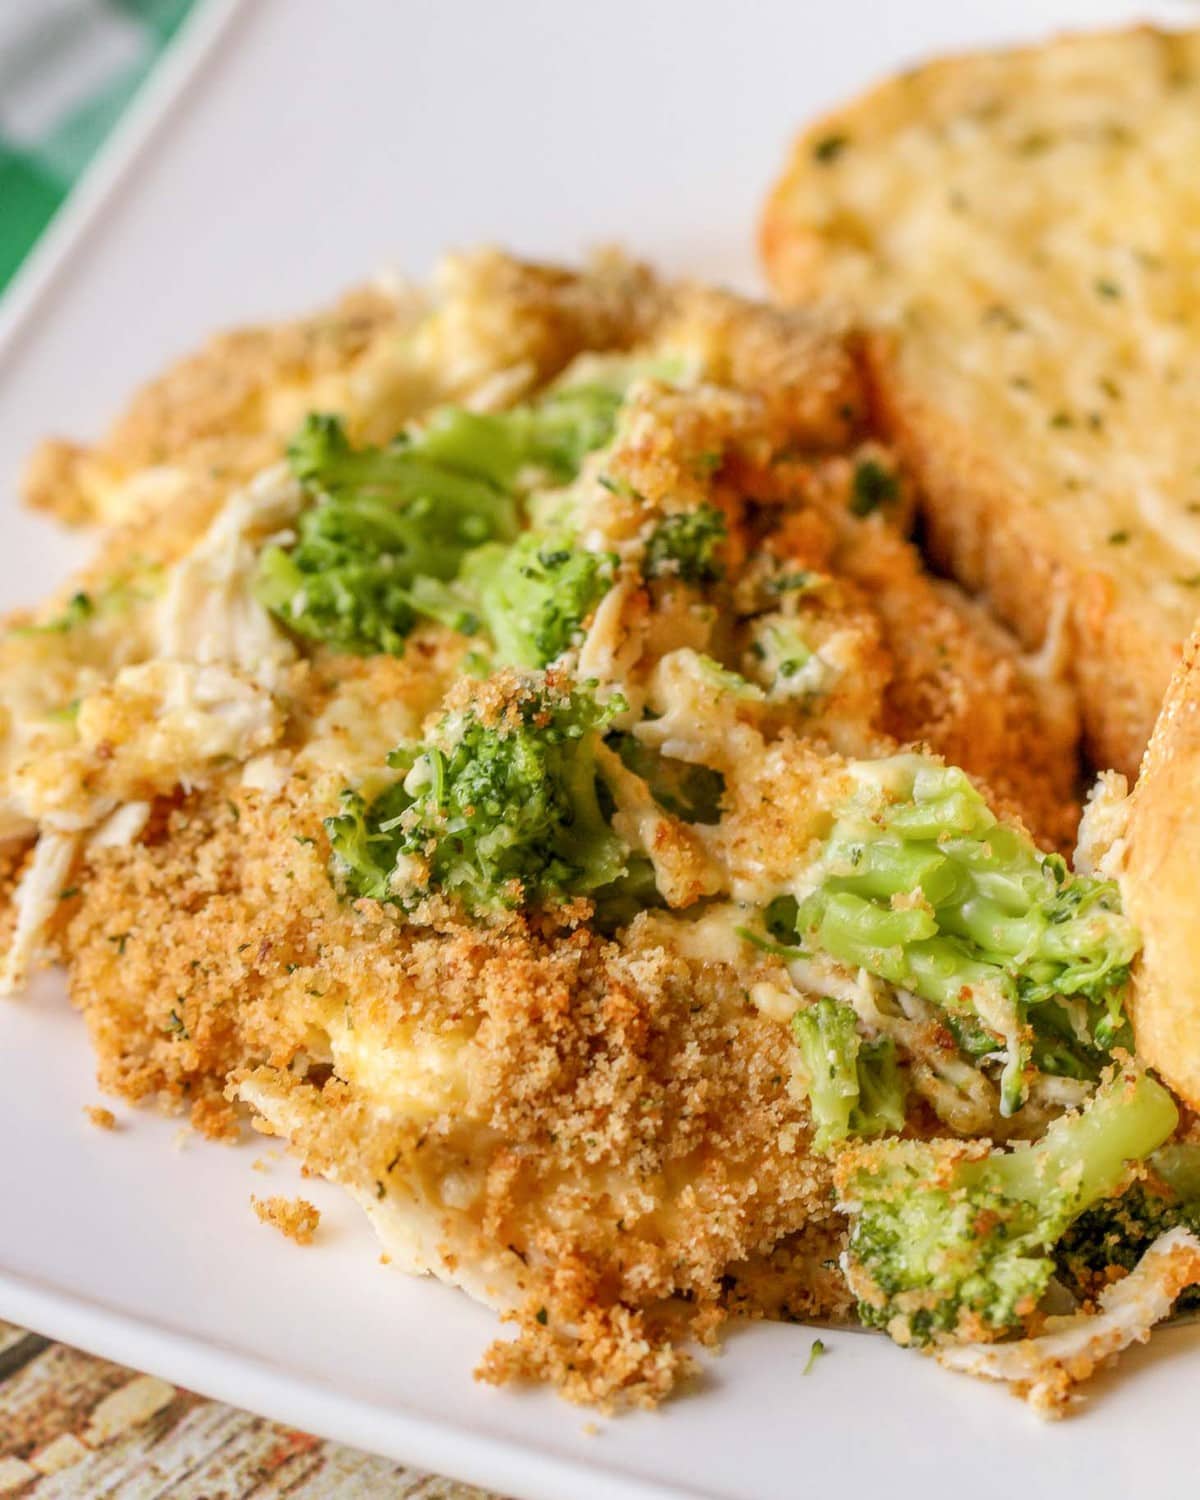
<box><xmin>838</xmin><ymin>1068</ymin><xmax>1179</xmax><ymax>1346</ymax></box>
<box><xmin>791</xmin><ymin>997</ymin><xmax>908</xmax><ymax>1151</ymax></box>
<box><xmin>461</xmin><ymin>532</ymin><xmax>616</xmax><ymax>668</ymax></box>
<box><xmin>644</xmin><ymin>504</ymin><xmax>727</xmax><ymax>584</ymax></box>
<box><xmin>326</xmin><ymin>675</ymin><xmax>629</xmax><ymax>912</ymax></box>
<box><xmin>785</xmin><ymin>756</ymin><xmax>1139</xmax><ymax>1113</ymax></box>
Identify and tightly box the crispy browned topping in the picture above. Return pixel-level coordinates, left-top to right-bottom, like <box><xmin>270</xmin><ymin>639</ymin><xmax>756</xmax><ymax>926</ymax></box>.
<box><xmin>252</xmin><ymin>1195</ymin><xmax>321</xmax><ymax>1246</ymax></box>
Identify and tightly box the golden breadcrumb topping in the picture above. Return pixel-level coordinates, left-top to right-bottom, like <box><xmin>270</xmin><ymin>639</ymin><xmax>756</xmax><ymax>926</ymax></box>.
<box><xmin>252</xmin><ymin>1194</ymin><xmax>321</xmax><ymax>1246</ymax></box>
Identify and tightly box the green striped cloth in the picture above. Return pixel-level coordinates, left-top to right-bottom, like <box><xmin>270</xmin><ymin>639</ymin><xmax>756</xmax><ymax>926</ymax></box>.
<box><xmin>0</xmin><ymin>0</ymin><xmax>198</xmax><ymax>293</ymax></box>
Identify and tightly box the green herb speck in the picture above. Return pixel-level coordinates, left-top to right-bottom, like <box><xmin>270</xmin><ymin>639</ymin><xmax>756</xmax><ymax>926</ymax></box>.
<box><xmin>850</xmin><ymin>459</ymin><xmax>899</xmax><ymax>516</ymax></box>
<box><xmin>773</xmin><ymin>574</ymin><xmax>816</xmax><ymax>597</ymax></box>
<box><xmin>813</xmin><ymin>133</ymin><xmax>849</xmax><ymax>163</ymax></box>
<box><xmin>692</xmin><ymin>450</ymin><xmax>722</xmax><ymax>477</ymax></box>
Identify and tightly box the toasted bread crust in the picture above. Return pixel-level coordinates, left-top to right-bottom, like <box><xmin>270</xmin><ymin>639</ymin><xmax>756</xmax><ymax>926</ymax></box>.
<box><xmin>860</xmin><ymin>337</ymin><xmax>1179</xmax><ymax>776</ymax></box>
<box><xmin>1122</xmin><ymin>629</ymin><xmax>1200</xmax><ymax>1108</ymax></box>
<box><xmin>762</xmin><ymin>25</ymin><xmax>1200</xmax><ymax>776</ymax></box>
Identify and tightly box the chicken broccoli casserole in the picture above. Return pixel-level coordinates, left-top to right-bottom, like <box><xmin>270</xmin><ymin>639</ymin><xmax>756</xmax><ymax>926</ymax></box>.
<box><xmin>4</xmin><ymin>251</ymin><xmax>1197</xmax><ymax>1414</ymax></box>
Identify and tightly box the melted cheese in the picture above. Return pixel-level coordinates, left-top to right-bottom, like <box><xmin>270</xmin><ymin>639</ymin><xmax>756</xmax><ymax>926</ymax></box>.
<box><xmin>326</xmin><ymin>1016</ymin><xmax>471</xmax><ymax>1120</ymax></box>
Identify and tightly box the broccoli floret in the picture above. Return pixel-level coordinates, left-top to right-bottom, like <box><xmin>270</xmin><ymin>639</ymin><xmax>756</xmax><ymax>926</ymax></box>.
<box><xmin>326</xmin><ymin>676</ymin><xmax>629</xmax><ymax>912</ymax></box>
<box><xmin>607</xmin><ymin>732</ymin><xmax>725</xmax><ymax>824</ymax></box>
<box><xmin>323</xmin><ymin>780</ymin><xmax>414</xmax><ymax>903</ymax></box>
<box><xmin>839</xmin><ymin>1069</ymin><xmax>1179</xmax><ymax>1345</ymax></box>
<box><xmin>258</xmin><ymin>379</ymin><xmax>627</xmax><ymax>658</ymax></box>
<box><xmin>644</xmin><ymin>504</ymin><xmax>727</xmax><ymax>584</ymax></box>
<box><xmin>1055</xmin><ymin>1142</ymin><xmax>1200</xmax><ymax>1312</ymax></box>
<box><xmin>791</xmin><ymin>997</ymin><xmax>908</xmax><ymax>1151</ymax></box>
<box><xmin>415</xmin><ymin>381</ymin><xmax>626</xmax><ymax>488</ymax></box>
<box><xmin>461</xmin><ymin>532</ymin><xmax>616</xmax><ymax>668</ymax></box>
<box><xmin>256</xmin><ymin>414</ymin><xmax>518</xmax><ymax>655</ymax></box>
<box><xmin>783</xmin><ymin>756</ymin><xmax>1139</xmax><ymax>1113</ymax></box>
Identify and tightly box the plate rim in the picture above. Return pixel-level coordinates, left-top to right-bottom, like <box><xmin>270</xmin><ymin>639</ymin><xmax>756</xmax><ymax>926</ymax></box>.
<box><xmin>0</xmin><ymin>1261</ymin><xmax>706</xmax><ymax>1500</ymax></box>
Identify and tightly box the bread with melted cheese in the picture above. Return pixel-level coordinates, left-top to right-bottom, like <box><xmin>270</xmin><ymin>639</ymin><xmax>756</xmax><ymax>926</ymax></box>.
<box><xmin>761</xmin><ymin>25</ymin><xmax>1200</xmax><ymax>776</ymax></box>
<box><xmin>1114</xmin><ymin>626</ymin><xmax>1200</xmax><ymax>1110</ymax></box>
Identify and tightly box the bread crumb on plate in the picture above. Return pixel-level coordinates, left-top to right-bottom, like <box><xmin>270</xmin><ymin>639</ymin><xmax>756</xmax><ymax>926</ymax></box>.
<box><xmin>251</xmin><ymin>1193</ymin><xmax>320</xmax><ymax>1245</ymax></box>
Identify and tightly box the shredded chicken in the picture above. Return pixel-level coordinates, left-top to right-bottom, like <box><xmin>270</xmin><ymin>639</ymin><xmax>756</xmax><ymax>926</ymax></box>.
<box><xmin>936</xmin><ymin>1227</ymin><xmax>1200</xmax><ymax>1415</ymax></box>
<box><xmin>0</xmin><ymin>831</ymin><xmax>79</xmax><ymax>995</ymax></box>
<box><xmin>154</xmin><ymin>463</ymin><xmax>302</xmax><ymax>689</ymax></box>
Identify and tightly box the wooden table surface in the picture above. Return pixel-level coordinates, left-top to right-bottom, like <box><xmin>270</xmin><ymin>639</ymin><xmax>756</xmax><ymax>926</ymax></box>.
<box><xmin>0</xmin><ymin>1322</ymin><xmax>504</xmax><ymax>1498</ymax></box>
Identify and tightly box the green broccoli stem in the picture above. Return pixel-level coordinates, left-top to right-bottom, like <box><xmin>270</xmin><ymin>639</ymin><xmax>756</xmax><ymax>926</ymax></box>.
<box><xmin>973</xmin><ymin>1070</ymin><xmax>1178</xmax><ymax>1205</ymax></box>
<box><xmin>417</xmin><ymin>383</ymin><xmax>626</xmax><ymax>486</ymax></box>
<box><xmin>1153</xmin><ymin>1142</ymin><xmax>1200</xmax><ymax>1200</ymax></box>
<box><xmin>787</xmin><ymin>755</ymin><xmax>1139</xmax><ymax>1113</ymax></box>
<box><xmin>824</xmin><ymin>837</ymin><xmax>967</xmax><ymax>907</ymax></box>
<box><xmin>792</xmin><ymin>999</ymin><xmax>861</xmax><ymax>1150</ymax></box>
<box><xmin>791</xmin><ymin>997</ymin><xmax>908</xmax><ymax>1151</ymax></box>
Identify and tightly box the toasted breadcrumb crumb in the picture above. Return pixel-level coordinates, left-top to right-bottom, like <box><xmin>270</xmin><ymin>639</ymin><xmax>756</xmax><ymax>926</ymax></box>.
<box><xmin>83</xmin><ymin>1105</ymin><xmax>116</xmax><ymax>1131</ymax></box>
<box><xmin>251</xmin><ymin>1194</ymin><xmax>320</xmax><ymax>1246</ymax></box>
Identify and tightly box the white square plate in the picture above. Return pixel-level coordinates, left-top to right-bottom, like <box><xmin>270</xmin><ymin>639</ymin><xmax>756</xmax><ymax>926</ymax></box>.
<box><xmin>2</xmin><ymin>3</ymin><xmax>1198</xmax><ymax>1495</ymax></box>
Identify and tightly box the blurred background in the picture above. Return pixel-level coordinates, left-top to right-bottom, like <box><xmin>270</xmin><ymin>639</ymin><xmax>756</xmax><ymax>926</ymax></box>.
<box><xmin>0</xmin><ymin>0</ymin><xmax>195</xmax><ymax>293</ymax></box>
